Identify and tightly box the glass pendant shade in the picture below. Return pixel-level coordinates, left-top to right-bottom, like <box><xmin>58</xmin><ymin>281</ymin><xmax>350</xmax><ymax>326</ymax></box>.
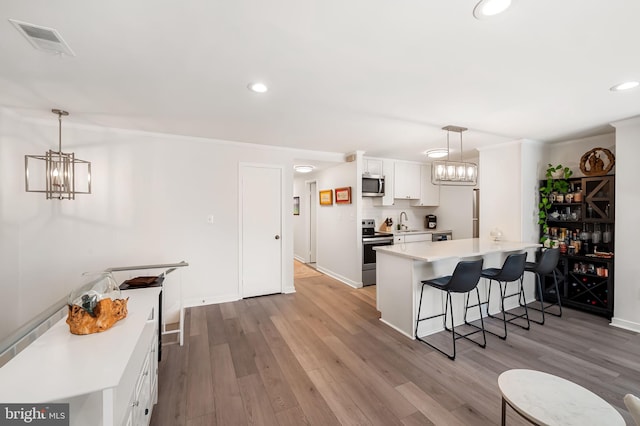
<box><xmin>25</xmin><ymin>109</ymin><xmax>91</xmax><ymax>200</ymax></box>
<box><xmin>431</xmin><ymin>125</ymin><xmax>478</xmax><ymax>186</ymax></box>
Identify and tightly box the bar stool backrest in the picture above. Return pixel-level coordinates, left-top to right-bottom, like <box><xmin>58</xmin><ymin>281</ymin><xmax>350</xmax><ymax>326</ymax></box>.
<box><xmin>494</xmin><ymin>253</ymin><xmax>527</xmax><ymax>282</ymax></box>
<box><xmin>447</xmin><ymin>259</ymin><xmax>484</xmax><ymax>293</ymax></box>
<box><xmin>534</xmin><ymin>248</ymin><xmax>560</xmax><ymax>275</ymax></box>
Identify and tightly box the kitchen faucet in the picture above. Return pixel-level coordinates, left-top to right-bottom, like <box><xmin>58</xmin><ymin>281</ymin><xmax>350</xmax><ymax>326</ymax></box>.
<box><xmin>399</xmin><ymin>211</ymin><xmax>408</xmax><ymax>230</ymax></box>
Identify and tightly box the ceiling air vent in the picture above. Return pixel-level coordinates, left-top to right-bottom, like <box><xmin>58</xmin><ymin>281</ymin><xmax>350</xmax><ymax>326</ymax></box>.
<box><xmin>9</xmin><ymin>19</ymin><xmax>75</xmax><ymax>56</ymax></box>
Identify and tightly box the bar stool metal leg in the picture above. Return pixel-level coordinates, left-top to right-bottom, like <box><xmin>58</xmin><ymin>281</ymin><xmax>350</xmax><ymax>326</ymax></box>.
<box><xmin>462</xmin><ymin>287</ymin><xmax>487</xmax><ymax>348</ymax></box>
<box><xmin>415</xmin><ymin>285</ymin><xmax>458</xmax><ymax>360</ymax></box>
<box><xmin>521</xmin><ymin>269</ymin><xmax>563</xmax><ymax>324</ymax></box>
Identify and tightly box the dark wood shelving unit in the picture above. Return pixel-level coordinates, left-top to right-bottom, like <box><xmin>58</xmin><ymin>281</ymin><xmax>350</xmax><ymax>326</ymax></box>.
<box><xmin>538</xmin><ymin>175</ymin><xmax>615</xmax><ymax>318</ymax></box>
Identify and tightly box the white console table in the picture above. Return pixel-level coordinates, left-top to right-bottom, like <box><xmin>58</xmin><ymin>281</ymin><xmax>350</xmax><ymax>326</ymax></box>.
<box><xmin>0</xmin><ymin>287</ymin><xmax>161</xmax><ymax>426</ymax></box>
<box><xmin>106</xmin><ymin>261</ymin><xmax>188</xmax><ymax>346</ymax></box>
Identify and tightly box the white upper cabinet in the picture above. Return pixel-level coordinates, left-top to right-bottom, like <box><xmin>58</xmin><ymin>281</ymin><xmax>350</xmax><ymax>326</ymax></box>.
<box><xmin>411</xmin><ymin>164</ymin><xmax>440</xmax><ymax>206</ymax></box>
<box><xmin>363</xmin><ymin>158</ymin><xmax>383</xmax><ymax>176</ymax></box>
<box><xmin>394</xmin><ymin>162</ymin><xmax>420</xmax><ymax>199</ymax></box>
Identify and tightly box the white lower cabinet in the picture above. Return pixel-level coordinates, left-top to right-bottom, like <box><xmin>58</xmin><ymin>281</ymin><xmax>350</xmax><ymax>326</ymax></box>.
<box><xmin>132</xmin><ymin>351</ymin><xmax>153</xmax><ymax>425</ymax></box>
<box><xmin>394</xmin><ymin>233</ymin><xmax>432</xmax><ymax>244</ymax></box>
<box><xmin>123</xmin><ymin>313</ymin><xmax>159</xmax><ymax>426</ymax></box>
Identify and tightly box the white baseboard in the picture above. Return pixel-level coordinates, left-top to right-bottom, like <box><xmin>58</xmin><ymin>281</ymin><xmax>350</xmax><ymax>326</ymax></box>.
<box><xmin>314</xmin><ymin>266</ymin><xmax>362</xmax><ymax>288</ymax></box>
<box><xmin>379</xmin><ymin>318</ymin><xmax>414</xmax><ymax>340</ymax></box>
<box><xmin>610</xmin><ymin>317</ymin><xmax>640</xmax><ymax>333</ymax></box>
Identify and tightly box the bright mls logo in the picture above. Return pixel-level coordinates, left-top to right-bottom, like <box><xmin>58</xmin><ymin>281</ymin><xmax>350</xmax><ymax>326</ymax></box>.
<box><xmin>0</xmin><ymin>404</ymin><xmax>68</xmax><ymax>425</ymax></box>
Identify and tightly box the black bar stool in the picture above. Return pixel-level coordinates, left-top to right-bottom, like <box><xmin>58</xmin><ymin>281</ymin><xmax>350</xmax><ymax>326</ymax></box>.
<box><xmin>520</xmin><ymin>248</ymin><xmax>562</xmax><ymax>325</ymax></box>
<box><xmin>481</xmin><ymin>252</ymin><xmax>528</xmax><ymax>340</ymax></box>
<box><xmin>415</xmin><ymin>259</ymin><xmax>485</xmax><ymax>360</ymax></box>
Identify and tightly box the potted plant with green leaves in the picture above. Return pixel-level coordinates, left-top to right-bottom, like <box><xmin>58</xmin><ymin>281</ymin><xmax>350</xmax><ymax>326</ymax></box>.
<box><xmin>538</xmin><ymin>164</ymin><xmax>573</xmax><ymax>243</ymax></box>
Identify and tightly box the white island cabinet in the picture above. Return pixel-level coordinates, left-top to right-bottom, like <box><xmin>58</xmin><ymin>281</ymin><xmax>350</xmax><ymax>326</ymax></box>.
<box><xmin>374</xmin><ymin>238</ymin><xmax>540</xmax><ymax>339</ymax></box>
<box><xmin>0</xmin><ymin>287</ymin><xmax>161</xmax><ymax>426</ymax></box>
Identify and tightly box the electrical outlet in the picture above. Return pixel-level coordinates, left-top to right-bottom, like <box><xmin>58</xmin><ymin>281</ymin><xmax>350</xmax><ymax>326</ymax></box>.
<box><xmin>207</xmin><ymin>215</ymin><xmax>214</xmax><ymax>224</ymax></box>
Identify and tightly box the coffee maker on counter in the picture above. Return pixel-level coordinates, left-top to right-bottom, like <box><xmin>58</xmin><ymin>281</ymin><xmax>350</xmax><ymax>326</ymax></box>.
<box><xmin>425</xmin><ymin>215</ymin><xmax>437</xmax><ymax>229</ymax></box>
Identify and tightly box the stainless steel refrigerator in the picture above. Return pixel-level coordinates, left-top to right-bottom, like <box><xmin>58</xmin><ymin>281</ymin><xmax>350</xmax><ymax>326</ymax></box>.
<box><xmin>472</xmin><ymin>189</ymin><xmax>479</xmax><ymax>238</ymax></box>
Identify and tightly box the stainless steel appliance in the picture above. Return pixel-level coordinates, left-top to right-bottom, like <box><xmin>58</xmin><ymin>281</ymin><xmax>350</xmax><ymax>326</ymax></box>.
<box><xmin>362</xmin><ymin>219</ymin><xmax>393</xmax><ymax>286</ymax></box>
<box><xmin>432</xmin><ymin>231</ymin><xmax>453</xmax><ymax>241</ymax></box>
<box><xmin>473</xmin><ymin>188</ymin><xmax>479</xmax><ymax>238</ymax></box>
<box><xmin>426</xmin><ymin>214</ymin><xmax>437</xmax><ymax>229</ymax></box>
<box><xmin>362</xmin><ymin>174</ymin><xmax>385</xmax><ymax>197</ymax></box>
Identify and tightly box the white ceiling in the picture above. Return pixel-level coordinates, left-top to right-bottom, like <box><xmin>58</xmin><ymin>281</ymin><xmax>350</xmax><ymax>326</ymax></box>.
<box><xmin>2</xmin><ymin>0</ymin><xmax>639</xmax><ymax>164</ymax></box>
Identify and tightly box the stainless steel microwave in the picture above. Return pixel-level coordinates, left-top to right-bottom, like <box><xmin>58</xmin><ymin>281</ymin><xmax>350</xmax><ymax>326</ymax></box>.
<box><xmin>362</xmin><ymin>174</ymin><xmax>385</xmax><ymax>197</ymax></box>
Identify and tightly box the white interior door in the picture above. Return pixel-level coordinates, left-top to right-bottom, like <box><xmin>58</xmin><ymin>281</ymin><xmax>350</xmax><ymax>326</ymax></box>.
<box><xmin>309</xmin><ymin>181</ymin><xmax>317</xmax><ymax>263</ymax></box>
<box><xmin>240</xmin><ymin>164</ymin><xmax>282</xmax><ymax>298</ymax></box>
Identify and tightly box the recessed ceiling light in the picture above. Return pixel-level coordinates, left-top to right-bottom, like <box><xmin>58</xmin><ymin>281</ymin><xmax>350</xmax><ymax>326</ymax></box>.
<box><xmin>294</xmin><ymin>165</ymin><xmax>315</xmax><ymax>173</ymax></box>
<box><xmin>425</xmin><ymin>149</ymin><xmax>449</xmax><ymax>159</ymax></box>
<box><xmin>610</xmin><ymin>81</ymin><xmax>639</xmax><ymax>92</ymax></box>
<box><xmin>247</xmin><ymin>82</ymin><xmax>268</xmax><ymax>93</ymax></box>
<box><xmin>473</xmin><ymin>0</ymin><xmax>512</xmax><ymax>19</ymax></box>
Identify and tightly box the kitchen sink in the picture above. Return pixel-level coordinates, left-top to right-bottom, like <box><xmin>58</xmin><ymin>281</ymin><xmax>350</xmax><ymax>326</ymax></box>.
<box><xmin>397</xmin><ymin>229</ymin><xmax>424</xmax><ymax>233</ymax></box>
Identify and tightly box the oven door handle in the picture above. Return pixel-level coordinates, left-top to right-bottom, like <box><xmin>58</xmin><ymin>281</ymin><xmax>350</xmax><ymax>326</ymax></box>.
<box><xmin>363</xmin><ymin>237</ymin><xmax>394</xmax><ymax>244</ymax></box>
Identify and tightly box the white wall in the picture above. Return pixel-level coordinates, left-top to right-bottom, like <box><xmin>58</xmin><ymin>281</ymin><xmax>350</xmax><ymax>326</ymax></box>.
<box><xmin>478</xmin><ymin>141</ymin><xmax>523</xmax><ymax>242</ymax></box>
<box><xmin>0</xmin><ymin>107</ymin><xmax>346</xmax><ymax>343</ymax></box>
<box><xmin>521</xmin><ymin>140</ymin><xmax>546</xmax><ymax>243</ymax></box>
<box><xmin>477</xmin><ymin>140</ymin><xmax>543</xmax><ymax>302</ymax></box>
<box><xmin>314</xmin><ymin>161</ymin><xmax>361</xmax><ymax>287</ymax></box>
<box><xmin>610</xmin><ymin>117</ymin><xmax>640</xmax><ymax>332</ymax></box>
<box><xmin>292</xmin><ymin>177</ymin><xmax>307</xmax><ymax>261</ymax></box>
<box><xmin>478</xmin><ymin>140</ymin><xmax>544</xmax><ymax>243</ymax></box>
<box><xmin>546</xmin><ymin>133</ymin><xmax>616</xmax><ymax>178</ymax></box>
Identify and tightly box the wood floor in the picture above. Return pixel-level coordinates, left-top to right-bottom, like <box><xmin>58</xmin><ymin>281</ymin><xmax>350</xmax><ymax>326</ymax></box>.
<box><xmin>150</xmin><ymin>265</ymin><xmax>640</xmax><ymax>425</ymax></box>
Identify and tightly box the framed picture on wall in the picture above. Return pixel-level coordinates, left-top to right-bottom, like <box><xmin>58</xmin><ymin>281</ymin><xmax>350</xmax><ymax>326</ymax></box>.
<box><xmin>293</xmin><ymin>196</ymin><xmax>300</xmax><ymax>215</ymax></box>
<box><xmin>335</xmin><ymin>187</ymin><xmax>351</xmax><ymax>204</ymax></box>
<box><xmin>319</xmin><ymin>189</ymin><xmax>333</xmax><ymax>205</ymax></box>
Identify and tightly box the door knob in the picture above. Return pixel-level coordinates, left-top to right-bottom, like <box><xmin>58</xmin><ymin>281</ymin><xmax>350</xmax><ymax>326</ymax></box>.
<box><xmin>275</xmin><ymin>235</ymin><xmax>280</xmax><ymax>240</ymax></box>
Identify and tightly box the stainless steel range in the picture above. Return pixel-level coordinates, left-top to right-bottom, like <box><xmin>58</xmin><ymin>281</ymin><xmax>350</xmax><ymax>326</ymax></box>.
<box><xmin>362</xmin><ymin>219</ymin><xmax>394</xmax><ymax>286</ymax></box>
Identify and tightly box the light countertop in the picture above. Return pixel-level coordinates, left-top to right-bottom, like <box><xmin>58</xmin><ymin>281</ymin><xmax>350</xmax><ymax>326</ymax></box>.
<box><xmin>374</xmin><ymin>238</ymin><xmax>540</xmax><ymax>262</ymax></box>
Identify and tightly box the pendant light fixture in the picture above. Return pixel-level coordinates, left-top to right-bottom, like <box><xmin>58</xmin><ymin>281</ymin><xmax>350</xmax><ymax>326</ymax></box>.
<box><xmin>25</xmin><ymin>109</ymin><xmax>91</xmax><ymax>200</ymax></box>
<box><xmin>431</xmin><ymin>126</ymin><xmax>478</xmax><ymax>186</ymax></box>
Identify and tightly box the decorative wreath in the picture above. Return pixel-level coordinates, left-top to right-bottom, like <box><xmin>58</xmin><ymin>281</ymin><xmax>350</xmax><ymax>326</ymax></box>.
<box><xmin>579</xmin><ymin>147</ymin><xmax>615</xmax><ymax>176</ymax></box>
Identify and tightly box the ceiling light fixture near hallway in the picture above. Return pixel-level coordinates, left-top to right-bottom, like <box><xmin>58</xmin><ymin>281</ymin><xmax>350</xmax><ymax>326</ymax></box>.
<box><xmin>25</xmin><ymin>109</ymin><xmax>92</xmax><ymax>200</ymax></box>
<box><xmin>473</xmin><ymin>0</ymin><xmax>512</xmax><ymax>19</ymax></box>
<box><xmin>425</xmin><ymin>149</ymin><xmax>449</xmax><ymax>159</ymax></box>
<box><xmin>610</xmin><ymin>81</ymin><xmax>639</xmax><ymax>92</ymax></box>
<box><xmin>247</xmin><ymin>82</ymin><xmax>268</xmax><ymax>93</ymax></box>
<box><xmin>431</xmin><ymin>126</ymin><xmax>478</xmax><ymax>186</ymax></box>
<box><xmin>294</xmin><ymin>165</ymin><xmax>315</xmax><ymax>173</ymax></box>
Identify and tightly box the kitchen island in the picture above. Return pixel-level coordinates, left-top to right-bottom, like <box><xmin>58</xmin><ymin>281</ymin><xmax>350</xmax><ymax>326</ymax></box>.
<box><xmin>374</xmin><ymin>238</ymin><xmax>540</xmax><ymax>339</ymax></box>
